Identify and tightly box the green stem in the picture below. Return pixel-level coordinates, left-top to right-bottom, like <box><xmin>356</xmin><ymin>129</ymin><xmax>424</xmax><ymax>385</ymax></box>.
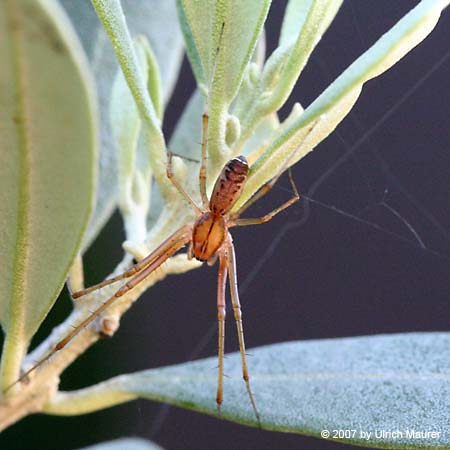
<box><xmin>0</xmin><ymin>0</ymin><xmax>31</xmax><ymax>391</ymax></box>
<box><xmin>0</xmin><ymin>336</ymin><xmax>27</xmax><ymax>394</ymax></box>
<box><xmin>44</xmin><ymin>380</ymin><xmax>136</xmax><ymax>416</ymax></box>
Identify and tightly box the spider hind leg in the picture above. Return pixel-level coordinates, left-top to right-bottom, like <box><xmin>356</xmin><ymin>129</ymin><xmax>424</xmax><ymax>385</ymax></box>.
<box><xmin>216</xmin><ymin>243</ymin><xmax>261</xmax><ymax>426</ymax></box>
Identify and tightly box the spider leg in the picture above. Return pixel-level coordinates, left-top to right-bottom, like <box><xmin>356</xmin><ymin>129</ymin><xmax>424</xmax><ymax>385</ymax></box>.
<box><xmin>9</xmin><ymin>225</ymin><xmax>192</xmax><ymax>390</ymax></box>
<box><xmin>72</xmin><ymin>224</ymin><xmax>193</xmax><ymax>299</ymax></box>
<box><xmin>199</xmin><ymin>111</ymin><xmax>209</xmax><ymax>209</ymax></box>
<box><xmin>167</xmin><ymin>151</ymin><xmax>202</xmax><ymax>214</ymax></box>
<box><xmin>60</xmin><ymin>226</ymin><xmax>191</xmax><ymax>350</ymax></box>
<box><xmin>231</xmin><ymin>170</ymin><xmax>300</xmax><ymax>227</ymax></box>
<box><xmin>199</xmin><ymin>22</ymin><xmax>225</xmax><ymax>210</ymax></box>
<box><xmin>187</xmin><ymin>241</ymin><xmax>194</xmax><ymax>260</ymax></box>
<box><xmin>226</xmin><ymin>242</ymin><xmax>261</xmax><ymax>426</ymax></box>
<box><xmin>216</xmin><ymin>252</ymin><xmax>228</xmax><ymax>411</ymax></box>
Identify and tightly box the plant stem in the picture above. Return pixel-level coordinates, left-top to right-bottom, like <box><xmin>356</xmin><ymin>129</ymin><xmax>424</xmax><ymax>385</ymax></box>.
<box><xmin>0</xmin><ymin>251</ymin><xmax>200</xmax><ymax>431</ymax></box>
<box><xmin>0</xmin><ymin>336</ymin><xmax>27</xmax><ymax>394</ymax></box>
<box><xmin>43</xmin><ymin>377</ymin><xmax>136</xmax><ymax>416</ymax></box>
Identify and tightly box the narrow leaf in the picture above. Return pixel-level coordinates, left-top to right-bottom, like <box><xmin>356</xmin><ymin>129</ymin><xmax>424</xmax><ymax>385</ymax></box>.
<box><xmin>177</xmin><ymin>0</ymin><xmax>271</xmax><ymax>102</ymax></box>
<box><xmin>137</xmin><ymin>36</ymin><xmax>163</xmax><ymax>122</ymax></box>
<box><xmin>169</xmin><ymin>89</ymin><xmax>204</xmax><ymax>160</ymax></box>
<box><xmin>0</xmin><ymin>0</ymin><xmax>97</xmax><ymax>386</ymax></box>
<box><xmin>177</xmin><ymin>0</ymin><xmax>271</xmax><ymax>166</ymax></box>
<box><xmin>60</xmin><ymin>0</ymin><xmax>183</xmax><ymax>250</ymax></box>
<box><xmin>90</xmin><ymin>0</ymin><xmax>168</xmax><ymax>198</ymax></box>
<box><xmin>110</xmin><ymin>37</ymin><xmax>156</xmax><ymax>244</ymax></box>
<box><xmin>260</xmin><ymin>0</ymin><xmax>342</xmax><ymax>113</ymax></box>
<box><xmin>48</xmin><ymin>333</ymin><xmax>450</xmax><ymax>449</ymax></box>
<box><xmin>238</xmin><ymin>0</ymin><xmax>450</xmax><ymax>209</ymax></box>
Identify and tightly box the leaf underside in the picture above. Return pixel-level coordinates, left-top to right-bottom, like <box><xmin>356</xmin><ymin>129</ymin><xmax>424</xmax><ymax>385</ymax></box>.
<box><xmin>80</xmin><ymin>438</ymin><xmax>165</xmax><ymax>450</ymax></box>
<box><xmin>122</xmin><ymin>333</ymin><xmax>450</xmax><ymax>449</ymax></box>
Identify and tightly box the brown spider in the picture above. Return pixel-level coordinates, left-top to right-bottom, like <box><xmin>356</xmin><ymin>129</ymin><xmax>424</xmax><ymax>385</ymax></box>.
<box><xmin>14</xmin><ymin>106</ymin><xmax>301</xmax><ymax>421</ymax></box>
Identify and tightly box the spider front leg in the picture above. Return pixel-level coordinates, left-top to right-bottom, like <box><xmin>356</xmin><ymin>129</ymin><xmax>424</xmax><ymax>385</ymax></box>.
<box><xmin>166</xmin><ymin>107</ymin><xmax>211</xmax><ymax>214</ymax></box>
<box><xmin>199</xmin><ymin>112</ymin><xmax>209</xmax><ymax>209</ymax></box>
<box><xmin>166</xmin><ymin>151</ymin><xmax>202</xmax><ymax>214</ymax></box>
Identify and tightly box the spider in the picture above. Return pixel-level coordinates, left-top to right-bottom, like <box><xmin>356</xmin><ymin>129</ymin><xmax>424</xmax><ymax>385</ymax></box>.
<box><xmin>14</xmin><ymin>103</ymin><xmax>302</xmax><ymax>422</ymax></box>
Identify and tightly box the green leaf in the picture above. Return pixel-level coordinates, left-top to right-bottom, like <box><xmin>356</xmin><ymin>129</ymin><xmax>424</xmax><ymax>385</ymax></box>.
<box><xmin>136</xmin><ymin>36</ymin><xmax>163</xmax><ymax>122</ymax></box>
<box><xmin>177</xmin><ymin>0</ymin><xmax>271</xmax><ymax>166</ymax></box>
<box><xmin>0</xmin><ymin>0</ymin><xmax>97</xmax><ymax>387</ymax></box>
<box><xmin>80</xmin><ymin>438</ymin><xmax>165</xmax><ymax>450</ymax></box>
<box><xmin>91</xmin><ymin>0</ymin><xmax>169</xmax><ymax>200</ymax></box>
<box><xmin>169</xmin><ymin>89</ymin><xmax>204</xmax><ymax>160</ymax></box>
<box><xmin>177</xmin><ymin>0</ymin><xmax>270</xmax><ymax>102</ymax></box>
<box><xmin>238</xmin><ymin>0</ymin><xmax>450</xmax><ymax>210</ymax></box>
<box><xmin>111</xmin><ymin>36</ymin><xmax>160</xmax><ymax>244</ymax></box>
<box><xmin>60</xmin><ymin>0</ymin><xmax>183</xmax><ymax>251</ymax></box>
<box><xmin>141</xmin><ymin>88</ymin><xmax>204</xmax><ymax>228</ymax></box>
<box><xmin>49</xmin><ymin>333</ymin><xmax>450</xmax><ymax>448</ymax></box>
<box><xmin>234</xmin><ymin>0</ymin><xmax>342</xmax><ymax>150</ymax></box>
<box><xmin>241</xmin><ymin>112</ymin><xmax>280</xmax><ymax>160</ymax></box>
<box><xmin>260</xmin><ymin>0</ymin><xmax>342</xmax><ymax>113</ymax></box>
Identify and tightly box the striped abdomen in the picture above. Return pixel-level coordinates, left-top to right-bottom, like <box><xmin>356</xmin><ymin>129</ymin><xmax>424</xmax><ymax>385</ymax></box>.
<box><xmin>209</xmin><ymin>155</ymin><xmax>249</xmax><ymax>216</ymax></box>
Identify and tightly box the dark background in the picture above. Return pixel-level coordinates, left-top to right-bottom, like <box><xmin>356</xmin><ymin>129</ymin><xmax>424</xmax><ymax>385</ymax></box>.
<box><xmin>1</xmin><ymin>1</ymin><xmax>449</xmax><ymax>449</ymax></box>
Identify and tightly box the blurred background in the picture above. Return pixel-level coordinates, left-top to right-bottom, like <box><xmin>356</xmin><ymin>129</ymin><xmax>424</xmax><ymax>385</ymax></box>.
<box><xmin>1</xmin><ymin>1</ymin><xmax>449</xmax><ymax>449</ymax></box>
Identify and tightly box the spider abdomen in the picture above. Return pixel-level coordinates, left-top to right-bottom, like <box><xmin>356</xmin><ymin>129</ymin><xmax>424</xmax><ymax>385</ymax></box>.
<box><xmin>192</xmin><ymin>212</ymin><xmax>226</xmax><ymax>261</ymax></box>
<box><xmin>209</xmin><ymin>155</ymin><xmax>249</xmax><ymax>216</ymax></box>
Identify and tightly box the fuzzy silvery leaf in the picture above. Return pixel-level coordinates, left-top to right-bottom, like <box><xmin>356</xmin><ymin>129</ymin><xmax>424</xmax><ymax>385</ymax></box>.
<box><xmin>49</xmin><ymin>333</ymin><xmax>450</xmax><ymax>449</ymax></box>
